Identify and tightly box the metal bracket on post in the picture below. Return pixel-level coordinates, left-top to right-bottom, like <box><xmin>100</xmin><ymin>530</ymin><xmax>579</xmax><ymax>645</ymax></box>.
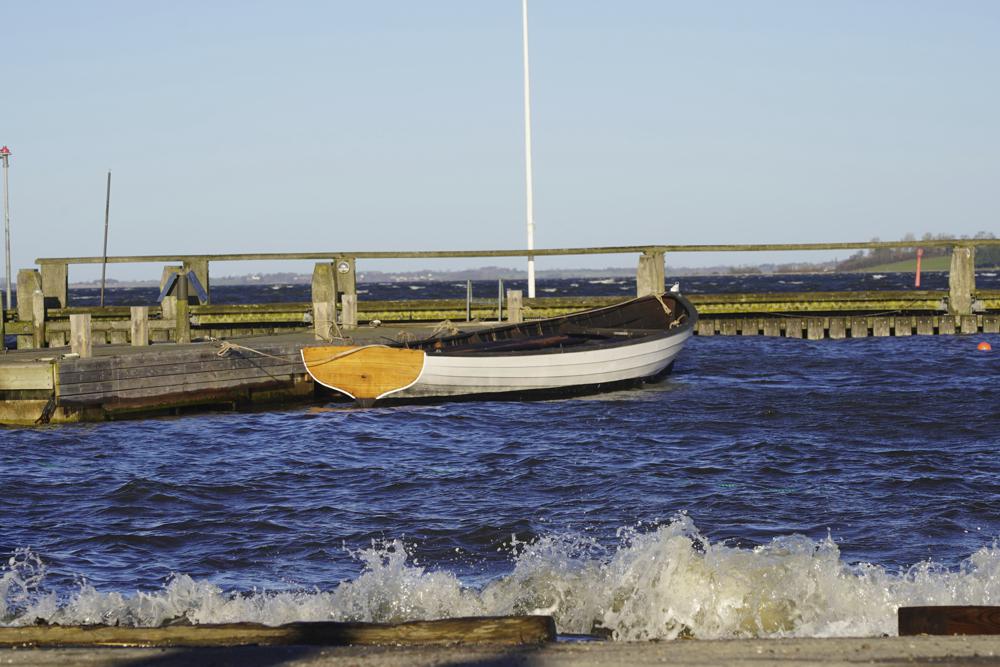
<box><xmin>157</xmin><ymin>270</ymin><xmax>208</xmax><ymax>305</ymax></box>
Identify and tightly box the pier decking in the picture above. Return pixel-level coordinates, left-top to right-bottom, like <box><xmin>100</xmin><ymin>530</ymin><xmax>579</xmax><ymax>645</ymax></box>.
<box><xmin>1</xmin><ymin>240</ymin><xmax>998</xmax><ymax>424</ymax></box>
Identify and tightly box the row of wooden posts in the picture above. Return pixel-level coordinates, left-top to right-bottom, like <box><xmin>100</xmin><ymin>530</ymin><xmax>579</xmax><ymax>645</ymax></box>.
<box><xmin>1</xmin><ymin>243</ymin><xmax>992</xmax><ymax>356</ymax></box>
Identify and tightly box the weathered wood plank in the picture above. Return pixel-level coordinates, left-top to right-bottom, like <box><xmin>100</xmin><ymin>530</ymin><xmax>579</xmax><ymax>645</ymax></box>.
<box><xmin>70</xmin><ymin>314</ymin><xmax>92</xmax><ymax>358</ymax></box>
<box><xmin>696</xmin><ymin>319</ymin><xmax>715</xmax><ymax>336</ymax></box>
<box><xmin>720</xmin><ymin>319</ymin><xmax>738</xmax><ymax>336</ymax></box>
<box><xmin>850</xmin><ymin>316</ymin><xmax>869</xmax><ymax>338</ymax></box>
<box><xmin>984</xmin><ymin>315</ymin><xmax>1000</xmax><ymax>334</ymax></box>
<box><xmin>939</xmin><ymin>316</ymin><xmax>957</xmax><ymax>335</ymax></box>
<box><xmin>762</xmin><ymin>319</ymin><xmax>781</xmax><ymax>337</ymax></box>
<box><xmin>0</xmin><ymin>615</ymin><xmax>556</xmax><ymax>647</ymax></box>
<box><xmin>960</xmin><ymin>315</ymin><xmax>979</xmax><ymax>334</ymax></box>
<box><xmin>900</xmin><ymin>606</ymin><xmax>1000</xmax><ymax>636</ymax></box>
<box><xmin>806</xmin><ymin>318</ymin><xmax>825</xmax><ymax>340</ymax></box>
<box><xmin>916</xmin><ymin>317</ymin><xmax>935</xmax><ymax>335</ymax></box>
<box><xmin>872</xmin><ymin>317</ymin><xmax>891</xmax><ymax>337</ymax></box>
<box><xmin>0</xmin><ymin>363</ymin><xmax>55</xmax><ymax>390</ymax></box>
<box><xmin>895</xmin><ymin>316</ymin><xmax>913</xmax><ymax>336</ymax></box>
<box><xmin>785</xmin><ymin>318</ymin><xmax>803</xmax><ymax>339</ymax></box>
<box><xmin>131</xmin><ymin>306</ymin><xmax>149</xmax><ymax>346</ymax></box>
<box><xmin>828</xmin><ymin>318</ymin><xmax>846</xmax><ymax>340</ymax></box>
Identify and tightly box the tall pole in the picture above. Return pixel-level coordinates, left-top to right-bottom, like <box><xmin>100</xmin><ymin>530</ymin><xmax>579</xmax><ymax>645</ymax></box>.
<box><xmin>100</xmin><ymin>170</ymin><xmax>112</xmax><ymax>307</ymax></box>
<box><xmin>522</xmin><ymin>0</ymin><xmax>536</xmax><ymax>298</ymax></box>
<box><xmin>1</xmin><ymin>146</ymin><xmax>11</xmax><ymax>313</ymax></box>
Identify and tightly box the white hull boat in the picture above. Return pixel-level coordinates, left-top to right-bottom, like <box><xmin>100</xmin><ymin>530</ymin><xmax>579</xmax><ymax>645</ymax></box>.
<box><xmin>301</xmin><ymin>293</ymin><xmax>696</xmax><ymax>405</ymax></box>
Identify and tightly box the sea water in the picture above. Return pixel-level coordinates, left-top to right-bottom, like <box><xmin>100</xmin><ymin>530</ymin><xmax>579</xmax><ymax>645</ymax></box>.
<box><xmin>2</xmin><ymin>277</ymin><xmax>1000</xmax><ymax>639</ymax></box>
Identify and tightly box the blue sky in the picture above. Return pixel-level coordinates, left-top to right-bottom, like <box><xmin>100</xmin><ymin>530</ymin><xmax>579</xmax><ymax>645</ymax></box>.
<box><xmin>4</xmin><ymin>1</ymin><xmax>999</xmax><ymax>279</ymax></box>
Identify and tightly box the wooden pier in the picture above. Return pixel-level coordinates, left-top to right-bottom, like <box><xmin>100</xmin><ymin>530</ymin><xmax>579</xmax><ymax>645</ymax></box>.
<box><xmin>1</xmin><ymin>240</ymin><xmax>998</xmax><ymax>425</ymax></box>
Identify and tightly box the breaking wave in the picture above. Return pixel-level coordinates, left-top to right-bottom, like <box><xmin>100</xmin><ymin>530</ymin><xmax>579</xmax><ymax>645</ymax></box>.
<box><xmin>4</xmin><ymin>515</ymin><xmax>1000</xmax><ymax>640</ymax></box>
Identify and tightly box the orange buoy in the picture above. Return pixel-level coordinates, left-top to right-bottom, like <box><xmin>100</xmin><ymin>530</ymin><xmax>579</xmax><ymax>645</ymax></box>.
<box><xmin>978</xmin><ymin>342</ymin><xmax>993</xmax><ymax>351</ymax></box>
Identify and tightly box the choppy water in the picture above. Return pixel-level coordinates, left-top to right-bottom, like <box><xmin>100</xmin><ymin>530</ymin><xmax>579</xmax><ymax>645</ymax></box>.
<box><xmin>3</xmin><ymin>326</ymin><xmax>1000</xmax><ymax>639</ymax></box>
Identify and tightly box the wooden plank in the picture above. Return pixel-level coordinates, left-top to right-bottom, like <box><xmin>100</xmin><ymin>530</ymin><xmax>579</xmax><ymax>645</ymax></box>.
<box><xmin>696</xmin><ymin>319</ymin><xmax>715</xmax><ymax>336</ymax></box>
<box><xmin>895</xmin><ymin>316</ymin><xmax>913</xmax><ymax>336</ymax></box>
<box><xmin>785</xmin><ymin>318</ymin><xmax>803</xmax><ymax>338</ymax></box>
<box><xmin>341</xmin><ymin>294</ymin><xmax>358</xmax><ymax>328</ymax></box>
<box><xmin>872</xmin><ymin>317</ymin><xmax>891</xmax><ymax>337</ymax></box>
<box><xmin>806</xmin><ymin>318</ymin><xmax>825</xmax><ymax>340</ymax></box>
<box><xmin>984</xmin><ymin>315</ymin><xmax>1000</xmax><ymax>334</ymax></box>
<box><xmin>762</xmin><ymin>319</ymin><xmax>781</xmax><ymax>337</ymax></box>
<box><xmin>960</xmin><ymin>315</ymin><xmax>979</xmax><ymax>334</ymax></box>
<box><xmin>0</xmin><ymin>615</ymin><xmax>556</xmax><ymax>648</ymax></box>
<box><xmin>719</xmin><ymin>319</ymin><xmax>738</xmax><ymax>336</ymax></box>
<box><xmin>34</xmin><ymin>238</ymin><xmax>1000</xmax><ymax>265</ymax></box>
<box><xmin>738</xmin><ymin>318</ymin><xmax>759</xmax><ymax>336</ymax></box>
<box><xmin>900</xmin><ymin>606</ymin><xmax>1000</xmax><ymax>636</ymax></box>
<box><xmin>916</xmin><ymin>316</ymin><xmax>935</xmax><ymax>335</ymax></box>
<box><xmin>850</xmin><ymin>316</ymin><xmax>869</xmax><ymax>338</ymax></box>
<box><xmin>0</xmin><ymin>363</ymin><xmax>55</xmax><ymax>390</ymax></box>
<box><xmin>828</xmin><ymin>318</ymin><xmax>846</xmax><ymax>340</ymax></box>
<box><xmin>939</xmin><ymin>316</ymin><xmax>957</xmax><ymax>335</ymax></box>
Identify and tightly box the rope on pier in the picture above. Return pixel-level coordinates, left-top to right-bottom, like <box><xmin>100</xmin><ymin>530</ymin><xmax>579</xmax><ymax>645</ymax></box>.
<box><xmin>215</xmin><ymin>341</ymin><xmax>299</xmax><ymax>362</ymax></box>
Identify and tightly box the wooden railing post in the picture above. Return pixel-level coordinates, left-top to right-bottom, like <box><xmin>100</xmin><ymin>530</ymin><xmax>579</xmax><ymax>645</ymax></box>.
<box><xmin>507</xmin><ymin>289</ymin><xmax>523</xmax><ymax>323</ymax></box>
<box><xmin>637</xmin><ymin>251</ymin><xmax>665</xmax><ymax>297</ymax></box>
<box><xmin>948</xmin><ymin>245</ymin><xmax>976</xmax><ymax>316</ymax></box>
<box><xmin>159</xmin><ymin>266</ymin><xmax>181</xmax><ymax>322</ymax></box>
<box><xmin>70</xmin><ymin>313</ymin><xmax>92</xmax><ymax>358</ymax></box>
<box><xmin>31</xmin><ymin>290</ymin><xmax>46</xmax><ymax>348</ymax></box>
<box><xmin>40</xmin><ymin>262</ymin><xmax>68</xmax><ymax>309</ymax></box>
<box><xmin>311</xmin><ymin>262</ymin><xmax>336</xmax><ymax>341</ymax></box>
<box><xmin>175</xmin><ymin>271</ymin><xmax>191</xmax><ymax>344</ymax></box>
<box><xmin>131</xmin><ymin>306</ymin><xmax>149</xmax><ymax>346</ymax></box>
<box><xmin>341</xmin><ymin>294</ymin><xmax>357</xmax><ymax>329</ymax></box>
<box><xmin>184</xmin><ymin>258</ymin><xmax>211</xmax><ymax>304</ymax></box>
<box><xmin>16</xmin><ymin>269</ymin><xmax>43</xmax><ymax>349</ymax></box>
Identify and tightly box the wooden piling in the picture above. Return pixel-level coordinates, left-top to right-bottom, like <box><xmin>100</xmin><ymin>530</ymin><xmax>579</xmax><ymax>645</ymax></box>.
<box><xmin>636</xmin><ymin>251</ymin><xmax>665</xmax><ymax>297</ymax></box>
<box><xmin>70</xmin><ymin>313</ymin><xmax>92</xmax><ymax>358</ymax></box>
<box><xmin>184</xmin><ymin>258</ymin><xmax>211</xmax><ymax>304</ymax></box>
<box><xmin>762</xmin><ymin>319</ymin><xmax>781</xmax><ymax>337</ymax></box>
<box><xmin>828</xmin><ymin>318</ymin><xmax>846</xmax><ymax>340</ymax></box>
<box><xmin>939</xmin><ymin>316</ymin><xmax>957</xmax><ymax>335</ymax></box>
<box><xmin>16</xmin><ymin>269</ymin><xmax>42</xmax><ymax>349</ymax></box>
<box><xmin>916</xmin><ymin>316</ymin><xmax>935</xmax><ymax>335</ymax></box>
<box><xmin>311</xmin><ymin>262</ymin><xmax>336</xmax><ymax>341</ymax></box>
<box><xmin>785</xmin><ymin>318</ymin><xmax>803</xmax><ymax>339</ymax></box>
<box><xmin>984</xmin><ymin>315</ymin><xmax>1000</xmax><ymax>334</ymax></box>
<box><xmin>850</xmin><ymin>316</ymin><xmax>869</xmax><ymax>338</ymax></box>
<box><xmin>720</xmin><ymin>319</ymin><xmax>738</xmax><ymax>336</ymax></box>
<box><xmin>895</xmin><ymin>316</ymin><xmax>913</xmax><ymax>336</ymax></box>
<box><xmin>507</xmin><ymin>289</ymin><xmax>523</xmax><ymax>323</ymax></box>
<box><xmin>175</xmin><ymin>272</ymin><xmax>191</xmax><ymax>344</ymax></box>
<box><xmin>160</xmin><ymin>265</ymin><xmax>180</xmax><ymax>322</ymax></box>
<box><xmin>131</xmin><ymin>306</ymin><xmax>149</xmax><ymax>346</ymax></box>
<box><xmin>806</xmin><ymin>318</ymin><xmax>825</xmax><ymax>340</ymax></box>
<box><xmin>341</xmin><ymin>294</ymin><xmax>358</xmax><ymax>328</ymax></box>
<box><xmin>948</xmin><ymin>246</ymin><xmax>976</xmax><ymax>316</ymax></box>
<box><xmin>960</xmin><ymin>315</ymin><xmax>978</xmax><ymax>334</ymax></box>
<box><xmin>40</xmin><ymin>262</ymin><xmax>68</xmax><ymax>309</ymax></box>
<box><xmin>31</xmin><ymin>290</ymin><xmax>45</xmax><ymax>348</ymax></box>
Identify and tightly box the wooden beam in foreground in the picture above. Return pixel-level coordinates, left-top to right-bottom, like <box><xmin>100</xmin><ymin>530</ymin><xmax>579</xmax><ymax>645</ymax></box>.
<box><xmin>0</xmin><ymin>616</ymin><xmax>556</xmax><ymax>648</ymax></box>
<box><xmin>899</xmin><ymin>606</ymin><xmax>1000</xmax><ymax>636</ymax></box>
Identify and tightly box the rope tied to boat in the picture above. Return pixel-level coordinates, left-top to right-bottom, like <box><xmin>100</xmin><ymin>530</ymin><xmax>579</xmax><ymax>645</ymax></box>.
<box><xmin>215</xmin><ymin>341</ymin><xmax>297</xmax><ymax>361</ymax></box>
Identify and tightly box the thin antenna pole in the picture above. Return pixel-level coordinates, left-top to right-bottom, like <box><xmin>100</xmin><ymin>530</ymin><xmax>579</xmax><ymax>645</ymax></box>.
<box><xmin>1</xmin><ymin>146</ymin><xmax>11</xmax><ymax>313</ymax></box>
<box><xmin>522</xmin><ymin>0</ymin><xmax>536</xmax><ymax>298</ymax></box>
<box><xmin>100</xmin><ymin>171</ymin><xmax>111</xmax><ymax>307</ymax></box>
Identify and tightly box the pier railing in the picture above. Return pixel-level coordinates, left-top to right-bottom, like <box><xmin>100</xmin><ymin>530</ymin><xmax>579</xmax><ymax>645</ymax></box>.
<box><xmin>3</xmin><ymin>239</ymin><xmax>1000</xmax><ymax>350</ymax></box>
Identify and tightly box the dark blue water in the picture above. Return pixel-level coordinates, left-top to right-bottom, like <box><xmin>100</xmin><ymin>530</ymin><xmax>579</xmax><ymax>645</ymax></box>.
<box><xmin>58</xmin><ymin>270</ymin><xmax>1000</xmax><ymax>307</ymax></box>
<box><xmin>3</xmin><ymin>325</ymin><xmax>999</xmax><ymax>637</ymax></box>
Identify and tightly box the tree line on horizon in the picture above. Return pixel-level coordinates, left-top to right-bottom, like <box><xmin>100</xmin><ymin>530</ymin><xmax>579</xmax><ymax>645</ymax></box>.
<box><xmin>836</xmin><ymin>232</ymin><xmax>1000</xmax><ymax>270</ymax></box>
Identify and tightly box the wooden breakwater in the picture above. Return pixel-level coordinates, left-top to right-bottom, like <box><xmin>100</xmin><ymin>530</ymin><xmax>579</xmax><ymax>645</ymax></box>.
<box><xmin>0</xmin><ymin>240</ymin><xmax>998</xmax><ymax>425</ymax></box>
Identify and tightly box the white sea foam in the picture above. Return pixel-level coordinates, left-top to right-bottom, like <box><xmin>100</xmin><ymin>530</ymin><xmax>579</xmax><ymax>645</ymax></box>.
<box><xmin>4</xmin><ymin>517</ymin><xmax>1000</xmax><ymax>640</ymax></box>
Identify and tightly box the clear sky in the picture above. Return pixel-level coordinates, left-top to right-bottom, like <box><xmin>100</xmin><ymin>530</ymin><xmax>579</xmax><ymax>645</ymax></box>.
<box><xmin>3</xmin><ymin>1</ymin><xmax>999</xmax><ymax>280</ymax></box>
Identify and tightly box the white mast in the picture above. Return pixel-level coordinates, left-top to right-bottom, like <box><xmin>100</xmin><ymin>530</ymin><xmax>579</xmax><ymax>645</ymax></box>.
<box><xmin>1</xmin><ymin>146</ymin><xmax>11</xmax><ymax>313</ymax></box>
<box><xmin>522</xmin><ymin>0</ymin><xmax>536</xmax><ymax>298</ymax></box>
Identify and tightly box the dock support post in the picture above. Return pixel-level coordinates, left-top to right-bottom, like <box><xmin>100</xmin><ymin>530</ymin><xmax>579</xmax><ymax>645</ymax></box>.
<box><xmin>311</xmin><ymin>262</ymin><xmax>336</xmax><ymax>341</ymax></box>
<box><xmin>184</xmin><ymin>258</ymin><xmax>211</xmax><ymax>304</ymax></box>
<box><xmin>159</xmin><ymin>266</ymin><xmax>181</xmax><ymax>321</ymax></box>
<box><xmin>16</xmin><ymin>269</ymin><xmax>43</xmax><ymax>349</ymax></box>
<box><xmin>175</xmin><ymin>272</ymin><xmax>191</xmax><ymax>344</ymax></box>
<box><xmin>637</xmin><ymin>251</ymin><xmax>665</xmax><ymax>297</ymax></box>
<box><xmin>131</xmin><ymin>306</ymin><xmax>149</xmax><ymax>346</ymax></box>
<box><xmin>40</xmin><ymin>262</ymin><xmax>68</xmax><ymax>309</ymax></box>
<box><xmin>507</xmin><ymin>289</ymin><xmax>523</xmax><ymax>323</ymax></box>
<box><xmin>31</xmin><ymin>290</ymin><xmax>45</xmax><ymax>348</ymax></box>
<box><xmin>70</xmin><ymin>313</ymin><xmax>92</xmax><ymax>358</ymax></box>
<box><xmin>948</xmin><ymin>245</ymin><xmax>976</xmax><ymax>316</ymax></box>
<box><xmin>341</xmin><ymin>294</ymin><xmax>357</xmax><ymax>329</ymax></box>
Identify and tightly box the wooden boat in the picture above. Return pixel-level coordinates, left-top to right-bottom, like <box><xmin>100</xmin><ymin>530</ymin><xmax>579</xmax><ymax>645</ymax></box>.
<box><xmin>301</xmin><ymin>293</ymin><xmax>696</xmax><ymax>405</ymax></box>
